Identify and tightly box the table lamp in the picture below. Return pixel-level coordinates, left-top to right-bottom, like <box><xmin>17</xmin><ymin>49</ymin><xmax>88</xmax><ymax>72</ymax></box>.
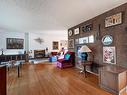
<box><xmin>79</xmin><ymin>45</ymin><xmax>92</xmax><ymax>62</ymax></box>
<box><xmin>79</xmin><ymin>45</ymin><xmax>92</xmax><ymax>73</ymax></box>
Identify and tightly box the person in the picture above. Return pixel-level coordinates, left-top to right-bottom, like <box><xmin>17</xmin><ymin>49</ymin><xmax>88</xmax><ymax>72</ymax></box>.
<box><xmin>45</xmin><ymin>47</ymin><xmax>49</xmax><ymax>57</ymax></box>
<box><xmin>60</xmin><ymin>47</ymin><xmax>65</xmax><ymax>55</ymax></box>
<box><xmin>77</xmin><ymin>46</ymin><xmax>81</xmax><ymax>59</ymax></box>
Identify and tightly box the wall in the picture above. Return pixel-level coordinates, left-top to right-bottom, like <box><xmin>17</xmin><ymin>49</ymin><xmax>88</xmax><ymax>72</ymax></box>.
<box><xmin>0</xmin><ymin>29</ymin><xmax>67</xmax><ymax>57</ymax></box>
<box><xmin>29</xmin><ymin>31</ymin><xmax>67</xmax><ymax>58</ymax></box>
<box><xmin>68</xmin><ymin>3</ymin><xmax>127</xmax><ymax>67</ymax></box>
<box><xmin>0</xmin><ymin>30</ymin><xmax>25</xmax><ymax>55</ymax></box>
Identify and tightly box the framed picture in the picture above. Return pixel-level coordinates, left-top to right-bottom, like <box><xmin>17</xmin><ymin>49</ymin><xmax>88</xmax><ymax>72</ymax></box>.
<box><xmin>68</xmin><ymin>30</ymin><xmax>73</xmax><ymax>36</ymax></box>
<box><xmin>52</xmin><ymin>41</ymin><xmax>59</xmax><ymax>50</ymax></box>
<box><xmin>75</xmin><ymin>39</ymin><xmax>79</xmax><ymax>44</ymax></box>
<box><xmin>79</xmin><ymin>37</ymin><xmax>88</xmax><ymax>44</ymax></box>
<box><xmin>103</xmin><ymin>47</ymin><xmax>116</xmax><ymax>64</ymax></box>
<box><xmin>105</xmin><ymin>12</ymin><xmax>122</xmax><ymax>27</ymax></box>
<box><xmin>82</xmin><ymin>24</ymin><xmax>93</xmax><ymax>32</ymax></box>
<box><xmin>88</xmin><ymin>35</ymin><xmax>94</xmax><ymax>43</ymax></box>
<box><xmin>60</xmin><ymin>40</ymin><xmax>68</xmax><ymax>48</ymax></box>
<box><xmin>102</xmin><ymin>35</ymin><xmax>113</xmax><ymax>45</ymax></box>
<box><xmin>74</xmin><ymin>28</ymin><xmax>79</xmax><ymax>35</ymax></box>
<box><xmin>82</xmin><ymin>37</ymin><xmax>88</xmax><ymax>43</ymax></box>
<box><xmin>68</xmin><ymin>39</ymin><xmax>74</xmax><ymax>48</ymax></box>
<box><xmin>6</xmin><ymin>38</ymin><xmax>24</xmax><ymax>49</ymax></box>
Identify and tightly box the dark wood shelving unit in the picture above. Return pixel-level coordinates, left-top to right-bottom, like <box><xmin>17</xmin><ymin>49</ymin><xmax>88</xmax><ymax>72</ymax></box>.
<box><xmin>0</xmin><ymin>54</ymin><xmax>28</xmax><ymax>63</ymax></box>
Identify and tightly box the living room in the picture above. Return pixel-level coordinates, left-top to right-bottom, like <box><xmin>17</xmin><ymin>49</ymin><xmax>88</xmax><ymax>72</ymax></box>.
<box><xmin>0</xmin><ymin>0</ymin><xmax>127</xmax><ymax>95</ymax></box>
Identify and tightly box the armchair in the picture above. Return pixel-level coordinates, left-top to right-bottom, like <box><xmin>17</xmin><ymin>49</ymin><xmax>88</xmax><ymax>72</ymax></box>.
<box><xmin>56</xmin><ymin>52</ymin><xmax>75</xmax><ymax>68</ymax></box>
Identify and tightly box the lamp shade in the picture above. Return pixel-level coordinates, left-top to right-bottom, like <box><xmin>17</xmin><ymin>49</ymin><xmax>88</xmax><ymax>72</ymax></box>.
<box><xmin>80</xmin><ymin>45</ymin><xmax>92</xmax><ymax>52</ymax></box>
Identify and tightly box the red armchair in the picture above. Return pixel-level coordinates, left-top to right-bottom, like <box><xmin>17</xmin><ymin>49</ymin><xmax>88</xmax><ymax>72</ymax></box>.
<box><xmin>56</xmin><ymin>52</ymin><xmax>75</xmax><ymax>68</ymax></box>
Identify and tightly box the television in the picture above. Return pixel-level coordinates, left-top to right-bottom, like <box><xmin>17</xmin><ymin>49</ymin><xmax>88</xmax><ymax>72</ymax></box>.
<box><xmin>6</xmin><ymin>38</ymin><xmax>24</xmax><ymax>49</ymax></box>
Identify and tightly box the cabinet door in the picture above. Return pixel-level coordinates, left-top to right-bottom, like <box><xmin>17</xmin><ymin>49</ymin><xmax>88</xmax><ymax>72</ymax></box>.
<box><xmin>99</xmin><ymin>70</ymin><xmax>118</xmax><ymax>92</ymax></box>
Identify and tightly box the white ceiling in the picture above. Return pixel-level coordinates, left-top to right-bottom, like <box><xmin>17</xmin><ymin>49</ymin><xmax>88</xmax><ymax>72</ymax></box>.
<box><xmin>0</xmin><ymin>0</ymin><xmax>127</xmax><ymax>32</ymax></box>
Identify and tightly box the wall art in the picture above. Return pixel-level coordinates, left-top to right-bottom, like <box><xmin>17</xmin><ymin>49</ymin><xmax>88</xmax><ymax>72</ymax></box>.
<box><xmin>79</xmin><ymin>37</ymin><xmax>88</xmax><ymax>44</ymax></box>
<box><xmin>74</xmin><ymin>28</ymin><xmax>79</xmax><ymax>35</ymax></box>
<box><xmin>88</xmin><ymin>35</ymin><xmax>94</xmax><ymax>43</ymax></box>
<box><xmin>68</xmin><ymin>39</ymin><xmax>74</xmax><ymax>48</ymax></box>
<box><xmin>34</xmin><ymin>37</ymin><xmax>44</xmax><ymax>44</ymax></box>
<box><xmin>75</xmin><ymin>39</ymin><xmax>79</xmax><ymax>44</ymax></box>
<box><xmin>68</xmin><ymin>30</ymin><xmax>73</xmax><ymax>36</ymax></box>
<box><xmin>6</xmin><ymin>38</ymin><xmax>24</xmax><ymax>49</ymax></box>
<box><xmin>52</xmin><ymin>41</ymin><xmax>59</xmax><ymax>50</ymax></box>
<box><xmin>105</xmin><ymin>12</ymin><xmax>122</xmax><ymax>27</ymax></box>
<box><xmin>60</xmin><ymin>40</ymin><xmax>68</xmax><ymax>48</ymax></box>
<box><xmin>103</xmin><ymin>47</ymin><xmax>116</xmax><ymax>64</ymax></box>
<box><xmin>82</xmin><ymin>24</ymin><xmax>93</xmax><ymax>32</ymax></box>
<box><xmin>102</xmin><ymin>35</ymin><xmax>113</xmax><ymax>45</ymax></box>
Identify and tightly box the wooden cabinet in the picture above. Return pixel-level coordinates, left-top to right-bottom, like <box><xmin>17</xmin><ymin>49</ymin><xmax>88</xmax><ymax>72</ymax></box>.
<box><xmin>0</xmin><ymin>65</ymin><xmax>6</xmax><ymax>95</ymax></box>
<box><xmin>99</xmin><ymin>65</ymin><xmax>127</xmax><ymax>95</ymax></box>
<box><xmin>0</xmin><ymin>54</ymin><xmax>28</xmax><ymax>63</ymax></box>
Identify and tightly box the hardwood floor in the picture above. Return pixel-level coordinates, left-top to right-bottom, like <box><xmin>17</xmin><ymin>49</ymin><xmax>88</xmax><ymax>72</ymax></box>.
<box><xmin>7</xmin><ymin>63</ymin><xmax>112</xmax><ymax>95</ymax></box>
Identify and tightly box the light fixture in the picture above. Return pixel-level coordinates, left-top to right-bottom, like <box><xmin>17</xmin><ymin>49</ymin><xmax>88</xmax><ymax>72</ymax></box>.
<box><xmin>34</xmin><ymin>37</ymin><xmax>44</xmax><ymax>44</ymax></box>
<box><xmin>79</xmin><ymin>45</ymin><xmax>92</xmax><ymax>74</ymax></box>
<box><xmin>79</xmin><ymin>45</ymin><xmax>92</xmax><ymax>62</ymax></box>
<box><xmin>80</xmin><ymin>45</ymin><xmax>92</xmax><ymax>53</ymax></box>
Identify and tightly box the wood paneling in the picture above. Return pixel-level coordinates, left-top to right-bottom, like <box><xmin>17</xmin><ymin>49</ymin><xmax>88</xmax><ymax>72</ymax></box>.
<box><xmin>68</xmin><ymin>3</ymin><xmax>127</xmax><ymax>68</ymax></box>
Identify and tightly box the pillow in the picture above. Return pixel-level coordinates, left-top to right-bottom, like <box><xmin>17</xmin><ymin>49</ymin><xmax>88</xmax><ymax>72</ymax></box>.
<box><xmin>64</xmin><ymin>53</ymin><xmax>71</xmax><ymax>60</ymax></box>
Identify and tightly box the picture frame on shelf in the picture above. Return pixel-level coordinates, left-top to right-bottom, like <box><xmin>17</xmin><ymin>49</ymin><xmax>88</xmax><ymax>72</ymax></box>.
<box><xmin>74</xmin><ymin>28</ymin><xmax>79</xmax><ymax>35</ymax></box>
<box><xmin>103</xmin><ymin>46</ymin><xmax>116</xmax><ymax>64</ymax></box>
<box><xmin>68</xmin><ymin>39</ymin><xmax>74</xmax><ymax>48</ymax></box>
<box><xmin>105</xmin><ymin>12</ymin><xmax>122</xmax><ymax>27</ymax></box>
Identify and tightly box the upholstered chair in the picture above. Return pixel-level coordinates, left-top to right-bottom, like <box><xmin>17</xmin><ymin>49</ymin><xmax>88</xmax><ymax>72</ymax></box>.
<box><xmin>56</xmin><ymin>52</ymin><xmax>75</xmax><ymax>68</ymax></box>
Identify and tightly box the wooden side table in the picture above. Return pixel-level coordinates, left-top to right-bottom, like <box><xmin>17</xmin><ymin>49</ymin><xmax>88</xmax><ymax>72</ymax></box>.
<box><xmin>82</xmin><ymin>61</ymin><xmax>92</xmax><ymax>77</ymax></box>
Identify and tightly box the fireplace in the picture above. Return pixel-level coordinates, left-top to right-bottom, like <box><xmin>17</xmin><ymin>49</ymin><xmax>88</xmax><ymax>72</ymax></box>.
<box><xmin>34</xmin><ymin>50</ymin><xmax>45</xmax><ymax>58</ymax></box>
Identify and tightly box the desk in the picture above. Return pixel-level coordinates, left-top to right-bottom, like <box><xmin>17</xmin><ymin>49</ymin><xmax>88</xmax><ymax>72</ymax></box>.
<box><xmin>82</xmin><ymin>61</ymin><xmax>92</xmax><ymax>77</ymax></box>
